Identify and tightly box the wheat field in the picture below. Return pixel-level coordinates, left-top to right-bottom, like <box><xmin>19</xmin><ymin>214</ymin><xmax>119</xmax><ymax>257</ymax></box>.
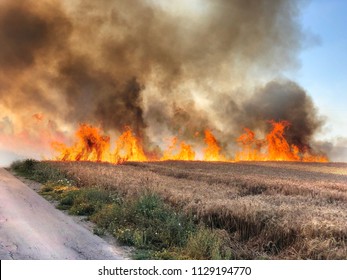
<box><xmin>46</xmin><ymin>160</ymin><xmax>347</xmax><ymax>259</ymax></box>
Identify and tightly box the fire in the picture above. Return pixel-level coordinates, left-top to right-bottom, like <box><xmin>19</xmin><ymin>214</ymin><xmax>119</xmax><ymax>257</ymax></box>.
<box><xmin>235</xmin><ymin>128</ymin><xmax>263</xmax><ymax>161</ymax></box>
<box><xmin>114</xmin><ymin>127</ymin><xmax>147</xmax><ymax>163</ymax></box>
<box><xmin>161</xmin><ymin>137</ymin><xmax>195</xmax><ymax>161</ymax></box>
<box><xmin>52</xmin><ymin>124</ymin><xmax>147</xmax><ymax>164</ymax></box>
<box><xmin>235</xmin><ymin>121</ymin><xmax>328</xmax><ymax>162</ymax></box>
<box><xmin>52</xmin><ymin>121</ymin><xmax>328</xmax><ymax>164</ymax></box>
<box><xmin>52</xmin><ymin>124</ymin><xmax>111</xmax><ymax>162</ymax></box>
<box><xmin>203</xmin><ymin>130</ymin><xmax>226</xmax><ymax>161</ymax></box>
<box><xmin>266</xmin><ymin>120</ymin><xmax>300</xmax><ymax>161</ymax></box>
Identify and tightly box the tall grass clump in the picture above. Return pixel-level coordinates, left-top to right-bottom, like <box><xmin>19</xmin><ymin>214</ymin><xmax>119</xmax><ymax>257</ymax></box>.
<box><xmin>91</xmin><ymin>192</ymin><xmax>195</xmax><ymax>250</ymax></box>
<box><xmin>184</xmin><ymin>227</ymin><xmax>232</xmax><ymax>260</ymax></box>
<box><xmin>68</xmin><ymin>188</ymin><xmax>112</xmax><ymax>215</ymax></box>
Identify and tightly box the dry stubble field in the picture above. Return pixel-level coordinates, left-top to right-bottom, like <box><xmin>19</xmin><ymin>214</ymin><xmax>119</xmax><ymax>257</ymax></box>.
<box><xmin>48</xmin><ymin>160</ymin><xmax>347</xmax><ymax>259</ymax></box>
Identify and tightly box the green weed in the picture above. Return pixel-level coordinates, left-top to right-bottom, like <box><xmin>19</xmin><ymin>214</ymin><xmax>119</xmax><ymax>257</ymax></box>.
<box><xmin>184</xmin><ymin>227</ymin><xmax>232</xmax><ymax>260</ymax></box>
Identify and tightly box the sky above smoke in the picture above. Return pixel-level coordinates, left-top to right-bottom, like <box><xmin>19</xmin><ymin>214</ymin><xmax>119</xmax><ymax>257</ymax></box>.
<box><xmin>0</xmin><ymin>0</ymin><xmax>344</xmax><ymax>164</ymax></box>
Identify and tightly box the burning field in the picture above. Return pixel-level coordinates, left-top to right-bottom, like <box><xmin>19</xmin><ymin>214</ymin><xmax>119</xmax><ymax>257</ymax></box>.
<box><xmin>1</xmin><ymin>0</ymin><xmax>346</xmax><ymax>260</ymax></box>
<box><xmin>39</xmin><ymin>159</ymin><xmax>347</xmax><ymax>259</ymax></box>
<box><xmin>51</xmin><ymin>120</ymin><xmax>328</xmax><ymax>164</ymax></box>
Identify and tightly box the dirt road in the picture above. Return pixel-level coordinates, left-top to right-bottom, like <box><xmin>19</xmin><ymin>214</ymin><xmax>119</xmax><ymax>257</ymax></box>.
<box><xmin>0</xmin><ymin>168</ymin><xmax>126</xmax><ymax>260</ymax></box>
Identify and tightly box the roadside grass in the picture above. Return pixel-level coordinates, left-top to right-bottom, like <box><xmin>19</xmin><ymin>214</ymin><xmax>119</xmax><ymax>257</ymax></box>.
<box><xmin>10</xmin><ymin>159</ymin><xmax>231</xmax><ymax>259</ymax></box>
<box><xmin>11</xmin><ymin>159</ymin><xmax>72</xmax><ymax>185</ymax></box>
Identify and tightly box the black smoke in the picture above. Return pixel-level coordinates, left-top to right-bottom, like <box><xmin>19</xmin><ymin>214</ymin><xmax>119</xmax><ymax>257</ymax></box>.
<box><xmin>238</xmin><ymin>80</ymin><xmax>323</xmax><ymax>150</ymax></box>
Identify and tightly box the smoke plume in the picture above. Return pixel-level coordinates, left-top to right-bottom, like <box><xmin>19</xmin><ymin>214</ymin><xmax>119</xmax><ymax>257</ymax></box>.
<box><xmin>0</xmin><ymin>0</ymin><xmax>327</xmax><ymax>158</ymax></box>
<box><xmin>233</xmin><ymin>80</ymin><xmax>324</xmax><ymax>149</ymax></box>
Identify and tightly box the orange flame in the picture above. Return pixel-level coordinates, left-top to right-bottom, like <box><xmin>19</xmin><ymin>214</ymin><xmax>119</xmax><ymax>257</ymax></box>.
<box><xmin>203</xmin><ymin>129</ymin><xmax>226</xmax><ymax>161</ymax></box>
<box><xmin>52</xmin><ymin>124</ymin><xmax>111</xmax><ymax>162</ymax></box>
<box><xmin>52</xmin><ymin>124</ymin><xmax>147</xmax><ymax>163</ymax></box>
<box><xmin>235</xmin><ymin>128</ymin><xmax>263</xmax><ymax>161</ymax></box>
<box><xmin>51</xmin><ymin>121</ymin><xmax>328</xmax><ymax>164</ymax></box>
<box><xmin>266</xmin><ymin>120</ymin><xmax>300</xmax><ymax>161</ymax></box>
<box><xmin>114</xmin><ymin>127</ymin><xmax>147</xmax><ymax>163</ymax></box>
<box><xmin>235</xmin><ymin>121</ymin><xmax>328</xmax><ymax>162</ymax></box>
<box><xmin>161</xmin><ymin>137</ymin><xmax>195</xmax><ymax>161</ymax></box>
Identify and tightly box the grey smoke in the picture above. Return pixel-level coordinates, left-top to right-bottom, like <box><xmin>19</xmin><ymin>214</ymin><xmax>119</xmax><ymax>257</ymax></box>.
<box><xmin>0</xmin><ymin>0</ymin><xmax>327</xmax><ymax>156</ymax></box>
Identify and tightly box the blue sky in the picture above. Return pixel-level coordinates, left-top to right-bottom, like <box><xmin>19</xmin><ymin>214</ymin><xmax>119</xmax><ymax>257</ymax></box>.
<box><xmin>291</xmin><ymin>0</ymin><xmax>347</xmax><ymax>140</ymax></box>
